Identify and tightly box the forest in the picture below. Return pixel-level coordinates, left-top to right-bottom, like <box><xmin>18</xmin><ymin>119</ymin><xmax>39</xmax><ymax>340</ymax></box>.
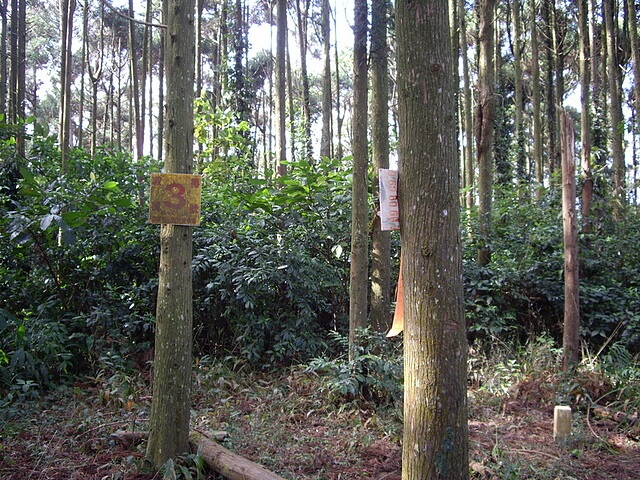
<box><xmin>1</xmin><ymin>0</ymin><xmax>640</xmax><ymax>479</ymax></box>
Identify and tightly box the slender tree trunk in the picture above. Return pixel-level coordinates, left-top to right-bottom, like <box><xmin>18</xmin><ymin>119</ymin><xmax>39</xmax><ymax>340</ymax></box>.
<box><xmin>542</xmin><ymin>0</ymin><xmax>557</xmax><ymax>182</ymax></box>
<box><xmin>334</xmin><ymin>0</ymin><xmax>343</xmax><ymax>161</ymax></box>
<box><xmin>476</xmin><ymin>0</ymin><xmax>496</xmax><ymax>266</ymax></box>
<box><xmin>349</xmin><ymin>0</ymin><xmax>369</xmax><ymax>358</ymax></box>
<box><xmin>295</xmin><ymin>0</ymin><xmax>313</xmax><ymax>162</ymax></box>
<box><xmin>627</xmin><ymin>0</ymin><xmax>640</xmax><ymax>136</ymax></box>
<box><xmin>275</xmin><ymin>0</ymin><xmax>287</xmax><ymax>175</ymax></box>
<box><xmin>460</xmin><ymin>0</ymin><xmax>474</xmax><ymax>215</ymax></box>
<box><xmin>320</xmin><ymin>0</ymin><xmax>332</xmax><ymax>159</ymax></box>
<box><xmin>234</xmin><ymin>0</ymin><xmax>247</xmax><ymax>123</ymax></box>
<box><xmin>370</xmin><ymin>0</ymin><xmax>391</xmax><ymax>333</ymax></box>
<box><xmin>286</xmin><ymin>34</ymin><xmax>296</xmax><ymax>164</ymax></box>
<box><xmin>7</xmin><ymin>0</ymin><xmax>25</xmax><ymax>157</ymax></box>
<box><xmin>146</xmin><ymin>0</ymin><xmax>196</xmax><ymax>468</ymax></box>
<box><xmin>512</xmin><ymin>0</ymin><xmax>526</xmax><ymax>185</ymax></box>
<box><xmin>0</xmin><ymin>0</ymin><xmax>7</xmax><ymax>116</ymax></box>
<box><xmin>531</xmin><ymin>0</ymin><xmax>543</xmax><ymax>195</ymax></box>
<box><xmin>59</xmin><ymin>0</ymin><xmax>75</xmax><ymax>170</ymax></box>
<box><xmin>129</xmin><ymin>0</ymin><xmax>144</xmax><ymax>160</ymax></box>
<box><xmin>578</xmin><ymin>0</ymin><xmax>593</xmax><ymax>233</ymax></box>
<box><xmin>158</xmin><ymin>0</ymin><xmax>166</xmax><ymax>163</ymax></box>
<box><xmin>561</xmin><ymin>110</ymin><xmax>580</xmax><ymax>371</ymax></box>
<box><xmin>397</xmin><ymin>1</ymin><xmax>469</xmax><ymax>477</ymax></box>
<box><xmin>604</xmin><ymin>0</ymin><xmax>626</xmax><ymax>213</ymax></box>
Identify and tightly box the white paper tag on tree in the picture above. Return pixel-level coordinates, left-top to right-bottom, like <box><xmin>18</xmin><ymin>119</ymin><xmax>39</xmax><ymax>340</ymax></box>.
<box><xmin>379</xmin><ymin>169</ymin><xmax>400</xmax><ymax>231</ymax></box>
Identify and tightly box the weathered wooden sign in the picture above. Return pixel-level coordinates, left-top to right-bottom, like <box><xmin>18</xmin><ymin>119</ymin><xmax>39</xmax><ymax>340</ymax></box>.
<box><xmin>149</xmin><ymin>173</ymin><xmax>202</xmax><ymax>226</ymax></box>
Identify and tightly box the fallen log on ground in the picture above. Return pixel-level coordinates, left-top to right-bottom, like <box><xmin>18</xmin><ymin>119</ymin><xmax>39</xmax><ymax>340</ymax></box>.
<box><xmin>189</xmin><ymin>431</ymin><xmax>286</xmax><ymax>480</ymax></box>
<box><xmin>110</xmin><ymin>429</ymin><xmax>283</xmax><ymax>480</ymax></box>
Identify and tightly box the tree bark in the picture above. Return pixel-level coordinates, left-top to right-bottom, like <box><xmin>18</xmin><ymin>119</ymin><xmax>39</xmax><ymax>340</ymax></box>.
<box><xmin>578</xmin><ymin>0</ymin><xmax>593</xmax><ymax>233</ymax></box>
<box><xmin>59</xmin><ymin>0</ymin><xmax>75</xmax><ymax>170</ymax></box>
<box><xmin>531</xmin><ymin>0</ymin><xmax>543</xmax><ymax>195</ymax></box>
<box><xmin>370</xmin><ymin>0</ymin><xmax>391</xmax><ymax>333</ymax></box>
<box><xmin>0</xmin><ymin>0</ymin><xmax>7</xmax><ymax>116</ymax></box>
<box><xmin>542</xmin><ymin>0</ymin><xmax>558</xmax><ymax>182</ymax></box>
<box><xmin>319</xmin><ymin>0</ymin><xmax>332</xmax><ymax>159</ymax></box>
<box><xmin>348</xmin><ymin>0</ymin><xmax>369</xmax><ymax>359</ymax></box>
<box><xmin>512</xmin><ymin>0</ymin><xmax>526</xmax><ymax>185</ymax></box>
<box><xmin>476</xmin><ymin>0</ymin><xmax>496</xmax><ymax>266</ymax></box>
<box><xmin>460</xmin><ymin>0</ymin><xmax>474</xmax><ymax>215</ymax></box>
<box><xmin>146</xmin><ymin>0</ymin><xmax>196</xmax><ymax>468</ymax></box>
<box><xmin>295</xmin><ymin>0</ymin><xmax>313</xmax><ymax>163</ymax></box>
<box><xmin>275</xmin><ymin>0</ymin><xmax>287</xmax><ymax>175</ymax></box>
<box><xmin>397</xmin><ymin>1</ymin><xmax>469</xmax><ymax>478</ymax></box>
<box><xmin>561</xmin><ymin>110</ymin><xmax>580</xmax><ymax>371</ymax></box>
<box><xmin>128</xmin><ymin>0</ymin><xmax>144</xmax><ymax>161</ymax></box>
<box><xmin>604</xmin><ymin>0</ymin><xmax>626</xmax><ymax>213</ymax></box>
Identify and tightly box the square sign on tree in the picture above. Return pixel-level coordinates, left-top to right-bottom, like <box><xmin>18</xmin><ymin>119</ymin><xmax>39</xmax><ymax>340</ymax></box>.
<box><xmin>149</xmin><ymin>173</ymin><xmax>202</xmax><ymax>226</ymax></box>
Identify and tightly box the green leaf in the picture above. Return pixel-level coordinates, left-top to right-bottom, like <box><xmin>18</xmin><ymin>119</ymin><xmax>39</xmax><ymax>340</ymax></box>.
<box><xmin>102</xmin><ymin>180</ymin><xmax>119</xmax><ymax>191</ymax></box>
<box><xmin>61</xmin><ymin>211</ymin><xmax>89</xmax><ymax>228</ymax></box>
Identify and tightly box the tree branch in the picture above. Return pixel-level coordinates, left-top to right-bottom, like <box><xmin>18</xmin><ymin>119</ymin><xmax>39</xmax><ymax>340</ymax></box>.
<box><xmin>103</xmin><ymin>0</ymin><xmax>166</xmax><ymax>29</ymax></box>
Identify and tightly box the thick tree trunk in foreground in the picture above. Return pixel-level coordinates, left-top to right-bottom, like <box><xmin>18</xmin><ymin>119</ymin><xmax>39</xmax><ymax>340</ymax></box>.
<box><xmin>146</xmin><ymin>0</ymin><xmax>196</xmax><ymax>469</ymax></box>
<box><xmin>397</xmin><ymin>1</ymin><xmax>469</xmax><ymax>478</ymax></box>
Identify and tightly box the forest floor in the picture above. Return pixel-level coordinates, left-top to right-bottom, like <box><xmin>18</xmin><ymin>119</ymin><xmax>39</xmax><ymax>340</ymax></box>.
<box><xmin>1</xmin><ymin>360</ymin><xmax>639</xmax><ymax>480</ymax></box>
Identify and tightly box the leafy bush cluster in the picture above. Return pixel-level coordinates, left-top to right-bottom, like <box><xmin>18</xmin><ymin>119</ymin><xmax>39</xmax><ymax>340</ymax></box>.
<box><xmin>464</xmin><ymin>186</ymin><xmax>640</xmax><ymax>353</ymax></box>
<box><xmin>1</xmin><ymin>112</ymin><xmax>640</xmax><ymax>403</ymax></box>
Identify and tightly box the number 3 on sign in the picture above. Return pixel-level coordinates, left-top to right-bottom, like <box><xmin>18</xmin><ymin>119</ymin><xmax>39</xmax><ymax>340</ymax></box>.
<box><xmin>149</xmin><ymin>173</ymin><xmax>202</xmax><ymax>226</ymax></box>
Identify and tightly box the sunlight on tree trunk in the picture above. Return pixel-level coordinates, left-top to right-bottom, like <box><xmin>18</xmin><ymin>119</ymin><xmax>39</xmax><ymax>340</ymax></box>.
<box><xmin>397</xmin><ymin>1</ymin><xmax>469</xmax><ymax>478</ymax></box>
<box><xmin>146</xmin><ymin>0</ymin><xmax>196</xmax><ymax>468</ymax></box>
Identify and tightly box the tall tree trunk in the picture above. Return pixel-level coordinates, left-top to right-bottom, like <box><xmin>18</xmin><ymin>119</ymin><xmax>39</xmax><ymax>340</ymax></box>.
<box><xmin>158</xmin><ymin>0</ymin><xmax>166</xmax><ymax>163</ymax></box>
<box><xmin>460</xmin><ymin>0</ymin><xmax>474</xmax><ymax>214</ymax></box>
<box><xmin>295</xmin><ymin>0</ymin><xmax>313</xmax><ymax>162</ymax></box>
<box><xmin>275</xmin><ymin>0</ymin><xmax>287</xmax><ymax>175</ymax></box>
<box><xmin>578</xmin><ymin>0</ymin><xmax>593</xmax><ymax>232</ymax></box>
<box><xmin>128</xmin><ymin>0</ymin><xmax>144</xmax><ymax>161</ymax></box>
<box><xmin>234</xmin><ymin>0</ymin><xmax>248</xmax><ymax>124</ymax></box>
<box><xmin>542</xmin><ymin>0</ymin><xmax>557</xmax><ymax>182</ymax></box>
<box><xmin>0</xmin><ymin>0</ymin><xmax>7</xmax><ymax>116</ymax></box>
<box><xmin>146</xmin><ymin>0</ymin><xmax>196</xmax><ymax>468</ymax></box>
<box><xmin>10</xmin><ymin>0</ymin><xmax>25</xmax><ymax>156</ymax></box>
<box><xmin>561</xmin><ymin>110</ymin><xmax>580</xmax><ymax>371</ymax></box>
<box><xmin>78</xmin><ymin>0</ymin><xmax>88</xmax><ymax>149</ymax></box>
<box><xmin>397</xmin><ymin>1</ymin><xmax>469</xmax><ymax>477</ymax></box>
<box><xmin>476</xmin><ymin>0</ymin><xmax>496</xmax><ymax>266</ymax></box>
<box><xmin>512</xmin><ymin>0</ymin><xmax>526</xmax><ymax>185</ymax></box>
<box><xmin>87</xmin><ymin>0</ymin><xmax>104</xmax><ymax>157</ymax></box>
<box><xmin>319</xmin><ymin>0</ymin><xmax>332</xmax><ymax>159</ymax></box>
<box><xmin>604</xmin><ymin>0</ymin><xmax>626</xmax><ymax>213</ymax></box>
<box><xmin>531</xmin><ymin>0</ymin><xmax>543</xmax><ymax>195</ymax></box>
<box><xmin>627</xmin><ymin>0</ymin><xmax>640</xmax><ymax>136</ymax></box>
<box><xmin>286</xmin><ymin>33</ymin><xmax>296</xmax><ymax>164</ymax></box>
<box><xmin>370</xmin><ymin>0</ymin><xmax>391</xmax><ymax>333</ymax></box>
<box><xmin>348</xmin><ymin>0</ymin><xmax>369</xmax><ymax>359</ymax></box>
<box><xmin>59</xmin><ymin>0</ymin><xmax>75</xmax><ymax>170</ymax></box>
<box><xmin>334</xmin><ymin>0</ymin><xmax>343</xmax><ymax>160</ymax></box>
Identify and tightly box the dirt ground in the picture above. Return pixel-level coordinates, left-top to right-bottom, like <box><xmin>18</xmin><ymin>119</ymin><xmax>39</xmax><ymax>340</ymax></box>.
<box><xmin>1</xmin><ymin>370</ymin><xmax>638</xmax><ymax>479</ymax></box>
